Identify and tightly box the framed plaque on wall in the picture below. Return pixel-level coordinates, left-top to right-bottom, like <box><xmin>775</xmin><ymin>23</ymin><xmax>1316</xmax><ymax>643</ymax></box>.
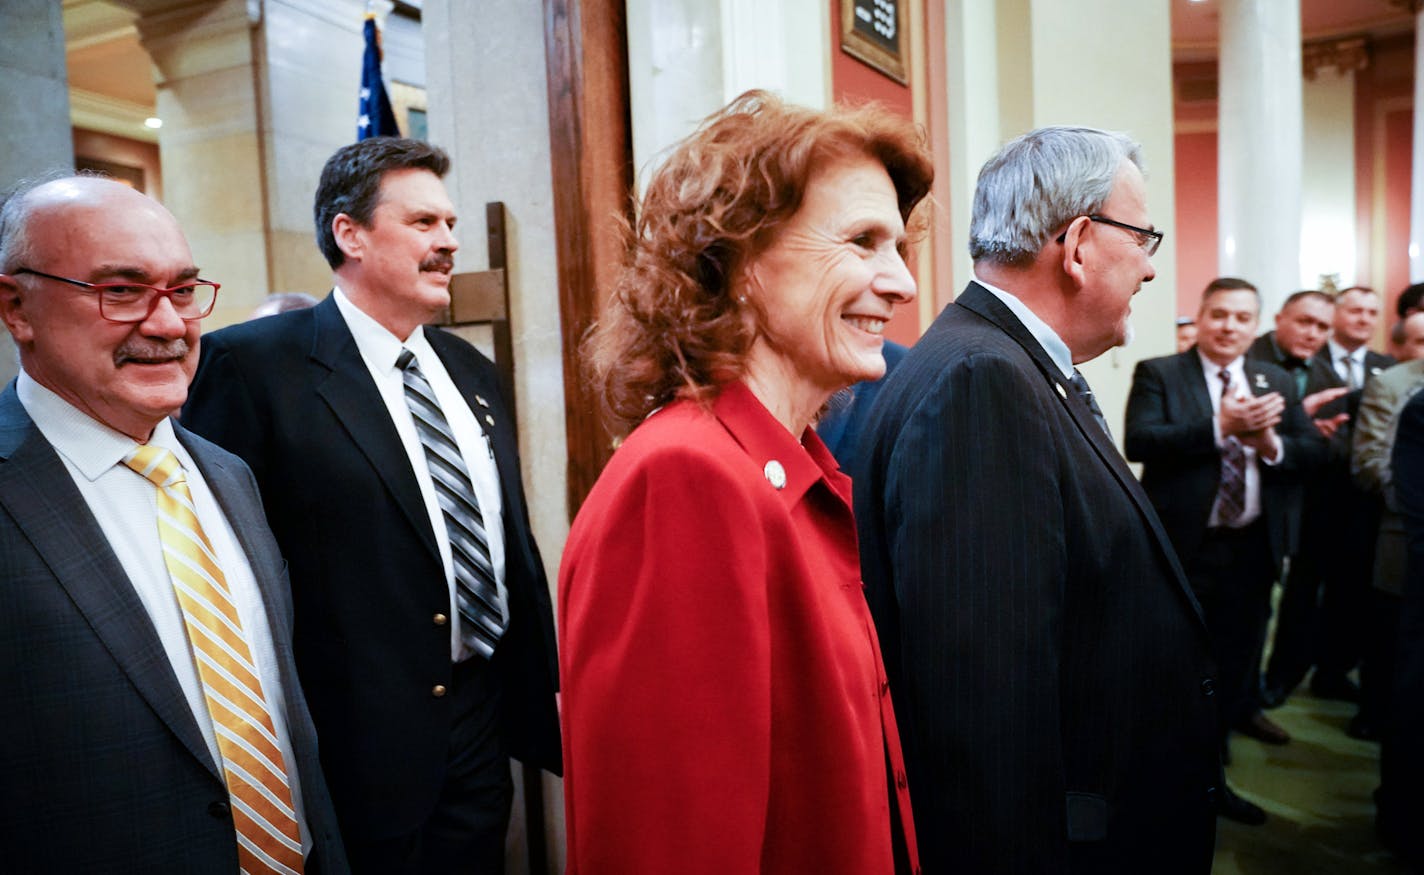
<box><xmin>840</xmin><ymin>0</ymin><xmax>907</xmax><ymax>84</ymax></box>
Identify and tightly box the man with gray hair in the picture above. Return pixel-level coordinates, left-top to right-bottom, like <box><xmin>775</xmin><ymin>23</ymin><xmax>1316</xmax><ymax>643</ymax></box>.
<box><xmin>856</xmin><ymin>127</ymin><xmax>1218</xmax><ymax>874</ymax></box>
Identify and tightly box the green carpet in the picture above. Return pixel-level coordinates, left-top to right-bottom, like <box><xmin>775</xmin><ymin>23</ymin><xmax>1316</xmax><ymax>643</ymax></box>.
<box><xmin>1214</xmin><ymin>692</ymin><xmax>1409</xmax><ymax>874</ymax></box>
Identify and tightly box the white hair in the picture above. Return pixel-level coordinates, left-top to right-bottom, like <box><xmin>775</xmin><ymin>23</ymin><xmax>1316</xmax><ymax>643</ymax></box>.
<box><xmin>969</xmin><ymin>126</ymin><xmax>1144</xmax><ymax>268</ymax></box>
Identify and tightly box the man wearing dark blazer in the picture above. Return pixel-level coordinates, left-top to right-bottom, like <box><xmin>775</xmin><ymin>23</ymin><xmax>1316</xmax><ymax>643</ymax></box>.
<box><xmin>1126</xmin><ymin>278</ymin><xmax>1325</xmax><ymax>825</ymax></box>
<box><xmin>0</xmin><ymin>176</ymin><xmax>346</xmax><ymax>873</ymax></box>
<box><xmin>1244</xmin><ymin>291</ymin><xmax>1344</xmax><ymax>727</ymax></box>
<box><xmin>183</xmin><ymin>139</ymin><xmax>560</xmax><ymax>873</ymax></box>
<box><xmin>1255</xmin><ymin>288</ymin><xmax>1393</xmax><ymax>709</ymax></box>
<box><xmin>1352</xmin><ymin>343</ymin><xmax>1424</xmax><ymax>741</ymax></box>
<box><xmin>857</xmin><ymin>127</ymin><xmax>1218</xmax><ymax>875</ymax></box>
<box><xmin>1380</xmin><ymin>387</ymin><xmax>1424</xmax><ymax>870</ymax></box>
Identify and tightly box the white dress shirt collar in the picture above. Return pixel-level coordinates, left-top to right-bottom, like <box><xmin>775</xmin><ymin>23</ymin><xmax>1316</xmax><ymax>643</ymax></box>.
<box><xmin>973</xmin><ymin>277</ymin><xmax>1075</xmax><ymax>378</ymax></box>
<box><xmin>1327</xmin><ymin>338</ymin><xmax>1359</xmax><ymax>367</ymax></box>
<box><xmin>1196</xmin><ymin>351</ymin><xmax>1247</xmax><ymax>393</ymax></box>
<box><xmin>17</xmin><ymin>370</ymin><xmax>191</xmax><ymax>474</ymax></box>
<box><xmin>332</xmin><ymin>284</ymin><xmax>439</xmax><ymax>370</ymax></box>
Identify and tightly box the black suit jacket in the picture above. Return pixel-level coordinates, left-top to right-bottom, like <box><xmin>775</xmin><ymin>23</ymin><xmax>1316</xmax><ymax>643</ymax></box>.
<box><xmin>181</xmin><ymin>295</ymin><xmax>561</xmax><ymax>840</ymax></box>
<box><xmin>817</xmin><ymin>338</ymin><xmax>908</xmax><ymax>473</ymax></box>
<box><xmin>1245</xmin><ymin>333</ymin><xmax>1391</xmax><ymax>555</ymax></box>
<box><xmin>855</xmin><ymin>283</ymin><xmax>1218</xmax><ymax>875</ymax></box>
<box><xmin>1124</xmin><ymin>348</ymin><xmax>1325</xmax><ymax>568</ymax></box>
<box><xmin>0</xmin><ymin>385</ymin><xmax>347</xmax><ymax>874</ymax></box>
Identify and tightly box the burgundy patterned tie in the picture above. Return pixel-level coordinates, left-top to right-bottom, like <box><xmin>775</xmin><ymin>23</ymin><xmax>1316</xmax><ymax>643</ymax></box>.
<box><xmin>1217</xmin><ymin>369</ymin><xmax>1247</xmax><ymax>525</ymax></box>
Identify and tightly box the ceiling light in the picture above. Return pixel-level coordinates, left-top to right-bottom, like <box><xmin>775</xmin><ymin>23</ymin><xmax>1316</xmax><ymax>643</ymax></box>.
<box><xmin>144</xmin><ymin>117</ymin><xmax>163</xmax><ymax>129</ymax></box>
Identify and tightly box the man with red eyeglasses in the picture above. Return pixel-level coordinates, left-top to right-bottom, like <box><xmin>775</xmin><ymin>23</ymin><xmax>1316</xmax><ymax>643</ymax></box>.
<box><xmin>0</xmin><ymin>175</ymin><xmax>347</xmax><ymax>874</ymax></box>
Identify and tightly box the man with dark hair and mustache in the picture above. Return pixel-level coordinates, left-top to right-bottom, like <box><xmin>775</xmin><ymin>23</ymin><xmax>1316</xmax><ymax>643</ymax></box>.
<box><xmin>0</xmin><ymin>175</ymin><xmax>348</xmax><ymax>872</ymax></box>
<box><xmin>182</xmin><ymin>139</ymin><xmax>560</xmax><ymax>874</ymax></box>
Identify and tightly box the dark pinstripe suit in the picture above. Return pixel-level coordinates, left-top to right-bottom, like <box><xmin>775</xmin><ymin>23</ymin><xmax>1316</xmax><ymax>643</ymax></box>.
<box><xmin>855</xmin><ymin>283</ymin><xmax>1219</xmax><ymax>875</ymax></box>
<box><xmin>0</xmin><ymin>383</ymin><xmax>347</xmax><ymax>874</ymax></box>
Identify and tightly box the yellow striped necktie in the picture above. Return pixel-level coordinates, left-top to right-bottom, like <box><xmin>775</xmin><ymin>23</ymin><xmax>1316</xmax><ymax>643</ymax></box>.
<box><xmin>124</xmin><ymin>444</ymin><xmax>304</xmax><ymax>875</ymax></box>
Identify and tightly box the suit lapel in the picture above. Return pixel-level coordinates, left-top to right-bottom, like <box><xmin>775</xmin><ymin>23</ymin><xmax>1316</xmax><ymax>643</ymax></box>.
<box><xmin>957</xmin><ymin>285</ymin><xmax>1204</xmax><ymax>624</ymax></box>
<box><xmin>179</xmin><ymin>427</ymin><xmax>287</xmax><ymax>614</ymax></box>
<box><xmin>1175</xmin><ymin>350</ymin><xmax>1217</xmax><ymax>421</ymax></box>
<box><xmin>308</xmin><ymin>297</ymin><xmax>442</xmax><ymax>563</ymax></box>
<box><xmin>0</xmin><ymin>387</ymin><xmax>220</xmax><ymax>777</ymax></box>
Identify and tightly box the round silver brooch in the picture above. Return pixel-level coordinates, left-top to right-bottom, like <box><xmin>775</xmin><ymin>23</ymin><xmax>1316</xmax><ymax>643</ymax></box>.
<box><xmin>764</xmin><ymin>460</ymin><xmax>787</xmax><ymax>490</ymax></box>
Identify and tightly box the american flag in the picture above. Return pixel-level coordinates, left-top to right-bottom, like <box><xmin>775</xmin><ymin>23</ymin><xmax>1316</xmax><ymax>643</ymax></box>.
<box><xmin>358</xmin><ymin>14</ymin><xmax>400</xmax><ymax>140</ymax></box>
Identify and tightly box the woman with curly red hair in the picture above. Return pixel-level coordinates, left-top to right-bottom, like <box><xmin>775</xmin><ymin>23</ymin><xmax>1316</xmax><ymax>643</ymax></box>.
<box><xmin>558</xmin><ymin>90</ymin><xmax>933</xmax><ymax>874</ymax></box>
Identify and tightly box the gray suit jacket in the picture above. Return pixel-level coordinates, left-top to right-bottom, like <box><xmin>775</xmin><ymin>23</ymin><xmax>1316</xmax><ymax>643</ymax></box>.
<box><xmin>0</xmin><ymin>382</ymin><xmax>348</xmax><ymax>874</ymax></box>
<box><xmin>1353</xmin><ymin>359</ymin><xmax>1424</xmax><ymax>595</ymax></box>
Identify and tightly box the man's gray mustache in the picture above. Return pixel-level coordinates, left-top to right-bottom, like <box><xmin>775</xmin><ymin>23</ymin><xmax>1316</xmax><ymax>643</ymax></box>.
<box><xmin>114</xmin><ymin>338</ymin><xmax>189</xmax><ymax>365</ymax></box>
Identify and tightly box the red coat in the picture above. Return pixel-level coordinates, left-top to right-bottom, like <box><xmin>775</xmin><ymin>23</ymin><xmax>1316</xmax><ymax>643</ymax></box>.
<box><xmin>559</xmin><ymin>381</ymin><xmax>919</xmax><ymax>874</ymax></box>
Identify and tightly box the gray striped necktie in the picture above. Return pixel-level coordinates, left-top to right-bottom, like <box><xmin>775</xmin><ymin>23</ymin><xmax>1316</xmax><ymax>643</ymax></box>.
<box><xmin>397</xmin><ymin>347</ymin><xmax>506</xmax><ymax>659</ymax></box>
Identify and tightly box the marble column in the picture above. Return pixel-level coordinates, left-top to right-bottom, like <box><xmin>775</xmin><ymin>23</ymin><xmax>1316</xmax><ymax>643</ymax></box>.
<box><xmin>626</xmin><ymin>0</ymin><xmax>829</xmax><ymax>185</ymax></box>
<box><xmin>137</xmin><ymin>0</ymin><xmax>271</xmax><ymax>326</ymax></box>
<box><xmin>424</xmin><ymin>3</ymin><xmax>568</xmax><ymax>870</ymax></box>
<box><xmin>0</xmin><ymin>0</ymin><xmax>74</xmax><ymax>384</ymax></box>
<box><xmin>1217</xmin><ymin>0</ymin><xmax>1303</xmax><ymax>314</ymax></box>
<box><xmin>138</xmin><ymin>0</ymin><xmax>366</xmax><ymax>327</ymax></box>
<box><xmin>1025</xmin><ymin>0</ymin><xmax>1178</xmax><ymax>444</ymax></box>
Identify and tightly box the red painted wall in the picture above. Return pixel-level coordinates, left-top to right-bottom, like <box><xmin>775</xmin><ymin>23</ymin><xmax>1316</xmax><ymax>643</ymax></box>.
<box><xmin>831</xmin><ymin>1</ymin><xmax>920</xmax><ymax>346</ymax></box>
<box><xmin>1173</xmin><ymin>130</ymin><xmax>1217</xmax><ymax>317</ymax></box>
<box><xmin>1356</xmin><ymin>34</ymin><xmax>1414</xmax><ymax>318</ymax></box>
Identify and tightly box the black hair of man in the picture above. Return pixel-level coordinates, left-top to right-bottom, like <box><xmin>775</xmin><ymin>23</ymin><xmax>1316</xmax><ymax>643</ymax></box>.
<box><xmin>1280</xmin><ymin>289</ymin><xmax>1335</xmax><ymax>310</ymax></box>
<box><xmin>1201</xmin><ymin>276</ymin><xmax>1259</xmax><ymax>305</ymax></box>
<box><xmin>1397</xmin><ymin>282</ymin><xmax>1424</xmax><ymax>319</ymax></box>
<box><xmin>313</xmin><ymin>137</ymin><xmax>451</xmax><ymax>269</ymax></box>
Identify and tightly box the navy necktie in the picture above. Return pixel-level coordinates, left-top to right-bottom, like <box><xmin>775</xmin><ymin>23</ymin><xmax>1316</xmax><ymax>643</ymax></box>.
<box><xmin>1069</xmin><ymin>369</ymin><xmax>1111</xmax><ymax>439</ymax></box>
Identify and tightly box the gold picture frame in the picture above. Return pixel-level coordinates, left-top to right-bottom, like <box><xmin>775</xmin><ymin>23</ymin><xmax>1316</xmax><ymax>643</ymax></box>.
<box><xmin>840</xmin><ymin>0</ymin><xmax>907</xmax><ymax>85</ymax></box>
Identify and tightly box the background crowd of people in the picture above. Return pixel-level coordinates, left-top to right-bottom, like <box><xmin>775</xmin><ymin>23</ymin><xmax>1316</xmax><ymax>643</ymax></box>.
<box><xmin>2</xmin><ymin>88</ymin><xmax>1421</xmax><ymax>875</ymax></box>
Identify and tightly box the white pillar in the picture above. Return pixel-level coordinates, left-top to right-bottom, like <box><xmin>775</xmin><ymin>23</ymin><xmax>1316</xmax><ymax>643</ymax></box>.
<box><xmin>1218</xmin><ymin>0</ymin><xmax>1303</xmax><ymax>314</ymax></box>
<box><xmin>1409</xmin><ymin>8</ymin><xmax>1424</xmax><ymax>282</ymax></box>
<box><xmin>423</xmin><ymin>7</ymin><xmax>568</xmax><ymax>865</ymax></box>
<box><xmin>626</xmin><ymin>0</ymin><xmax>829</xmax><ymax>189</ymax></box>
<box><xmin>1026</xmin><ymin>0</ymin><xmax>1177</xmax><ymax>444</ymax></box>
<box><xmin>1300</xmin><ymin>66</ymin><xmax>1356</xmax><ymax>290</ymax></box>
<box><xmin>942</xmin><ymin>0</ymin><xmax>1007</xmax><ymax>301</ymax></box>
<box><xmin>0</xmin><ymin>0</ymin><xmax>73</xmax><ymax>385</ymax></box>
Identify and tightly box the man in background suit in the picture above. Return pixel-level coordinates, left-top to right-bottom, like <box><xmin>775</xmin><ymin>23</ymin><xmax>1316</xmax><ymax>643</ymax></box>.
<box><xmin>1349</xmin><ymin>311</ymin><xmax>1424</xmax><ymax>741</ymax></box>
<box><xmin>1381</xmin><ymin>387</ymin><xmax>1424</xmax><ymax>870</ymax></box>
<box><xmin>1126</xmin><ymin>278</ymin><xmax>1324</xmax><ymax>825</ymax></box>
<box><xmin>857</xmin><ymin>127</ymin><xmax>1218</xmax><ymax>874</ymax></box>
<box><xmin>183</xmin><ymin>139</ymin><xmax>560</xmax><ymax>874</ymax></box>
<box><xmin>1247</xmin><ymin>290</ymin><xmax>1345</xmax><ymax>713</ymax></box>
<box><xmin>1263</xmin><ymin>287</ymin><xmax>1393</xmax><ymax>709</ymax></box>
<box><xmin>1246</xmin><ymin>290</ymin><xmax>1337</xmax><ymax>406</ymax></box>
<box><xmin>0</xmin><ymin>176</ymin><xmax>346</xmax><ymax>873</ymax></box>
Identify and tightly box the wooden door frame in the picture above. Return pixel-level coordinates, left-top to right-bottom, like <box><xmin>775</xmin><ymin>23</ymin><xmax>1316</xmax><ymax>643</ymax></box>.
<box><xmin>543</xmin><ymin>0</ymin><xmax>633</xmax><ymax>519</ymax></box>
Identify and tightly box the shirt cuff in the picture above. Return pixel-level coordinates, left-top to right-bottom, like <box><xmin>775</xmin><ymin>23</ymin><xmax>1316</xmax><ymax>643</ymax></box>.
<box><xmin>1260</xmin><ymin>433</ymin><xmax>1284</xmax><ymax>465</ymax></box>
